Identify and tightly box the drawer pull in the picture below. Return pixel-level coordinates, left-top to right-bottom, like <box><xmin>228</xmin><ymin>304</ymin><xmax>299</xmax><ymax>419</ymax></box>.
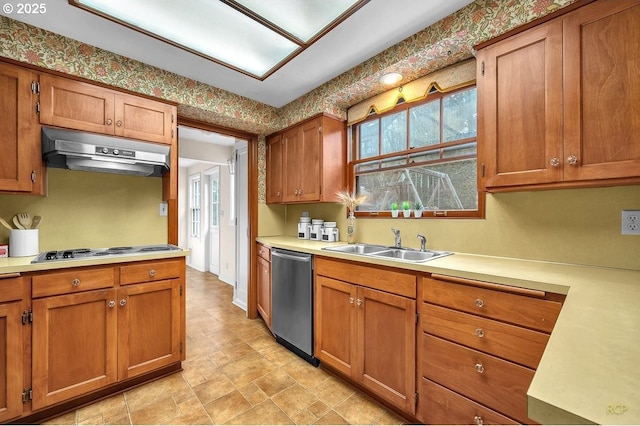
<box><xmin>71</xmin><ymin>278</ymin><xmax>80</xmax><ymax>287</ymax></box>
<box><xmin>474</xmin><ymin>415</ymin><xmax>484</xmax><ymax>425</ymax></box>
<box><xmin>120</xmin><ymin>299</ymin><xmax>127</xmax><ymax>307</ymax></box>
<box><xmin>475</xmin><ymin>363</ymin><xmax>485</xmax><ymax>374</ymax></box>
<box><xmin>475</xmin><ymin>328</ymin><xmax>485</xmax><ymax>338</ymax></box>
<box><xmin>108</xmin><ymin>300</ymin><xmax>116</xmax><ymax>308</ymax></box>
<box><xmin>475</xmin><ymin>298</ymin><xmax>484</xmax><ymax>308</ymax></box>
<box><xmin>149</xmin><ymin>269</ymin><xmax>156</xmax><ymax>277</ymax></box>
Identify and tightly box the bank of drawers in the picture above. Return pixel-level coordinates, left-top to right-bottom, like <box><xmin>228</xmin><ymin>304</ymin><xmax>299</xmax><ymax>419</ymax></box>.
<box><xmin>418</xmin><ymin>275</ymin><xmax>564</xmax><ymax>425</ymax></box>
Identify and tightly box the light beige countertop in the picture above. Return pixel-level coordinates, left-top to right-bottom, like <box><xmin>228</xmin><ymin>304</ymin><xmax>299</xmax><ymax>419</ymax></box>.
<box><xmin>0</xmin><ymin>249</ymin><xmax>189</xmax><ymax>275</ymax></box>
<box><xmin>258</xmin><ymin>236</ymin><xmax>640</xmax><ymax>425</ymax></box>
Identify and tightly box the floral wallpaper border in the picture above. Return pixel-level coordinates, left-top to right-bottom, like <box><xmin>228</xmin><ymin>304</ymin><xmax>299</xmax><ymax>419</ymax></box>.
<box><xmin>1</xmin><ymin>0</ymin><xmax>577</xmax><ymax>136</ymax></box>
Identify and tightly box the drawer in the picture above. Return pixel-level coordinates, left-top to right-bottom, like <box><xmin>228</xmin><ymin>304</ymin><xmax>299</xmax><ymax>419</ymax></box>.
<box><xmin>421</xmin><ymin>333</ymin><xmax>536</xmax><ymax>424</ymax></box>
<box><xmin>418</xmin><ymin>377</ymin><xmax>518</xmax><ymax>425</ymax></box>
<box><xmin>423</xmin><ymin>276</ymin><xmax>562</xmax><ymax>333</ymax></box>
<box><xmin>421</xmin><ymin>303</ymin><xmax>550</xmax><ymax>369</ymax></box>
<box><xmin>120</xmin><ymin>259</ymin><xmax>182</xmax><ymax>285</ymax></box>
<box><xmin>32</xmin><ymin>267</ymin><xmax>116</xmax><ymax>298</ymax></box>
<box><xmin>0</xmin><ymin>276</ymin><xmax>23</xmax><ymax>303</ymax></box>
<box><xmin>316</xmin><ymin>256</ymin><xmax>416</xmax><ymax>299</ymax></box>
<box><xmin>257</xmin><ymin>243</ymin><xmax>271</xmax><ymax>262</ymax></box>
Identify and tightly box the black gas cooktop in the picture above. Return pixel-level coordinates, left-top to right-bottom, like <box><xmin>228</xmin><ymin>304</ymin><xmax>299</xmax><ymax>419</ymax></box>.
<box><xmin>31</xmin><ymin>244</ymin><xmax>182</xmax><ymax>263</ymax></box>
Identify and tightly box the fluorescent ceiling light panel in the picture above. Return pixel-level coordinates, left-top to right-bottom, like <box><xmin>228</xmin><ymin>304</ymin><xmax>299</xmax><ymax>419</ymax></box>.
<box><xmin>235</xmin><ymin>0</ymin><xmax>362</xmax><ymax>42</ymax></box>
<box><xmin>73</xmin><ymin>0</ymin><xmax>366</xmax><ymax>79</ymax></box>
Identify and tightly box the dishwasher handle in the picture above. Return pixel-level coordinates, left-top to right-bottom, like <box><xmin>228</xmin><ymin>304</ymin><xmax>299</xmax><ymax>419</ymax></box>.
<box><xmin>271</xmin><ymin>250</ymin><xmax>311</xmax><ymax>263</ymax></box>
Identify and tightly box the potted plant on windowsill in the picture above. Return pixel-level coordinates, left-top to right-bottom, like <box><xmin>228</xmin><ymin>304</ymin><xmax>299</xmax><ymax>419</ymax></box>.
<box><xmin>402</xmin><ymin>201</ymin><xmax>412</xmax><ymax>218</ymax></box>
<box><xmin>390</xmin><ymin>202</ymin><xmax>399</xmax><ymax>218</ymax></box>
<box><xmin>414</xmin><ymin>201</ymin><xmax>423</xmax><ymax>218</ymax></box>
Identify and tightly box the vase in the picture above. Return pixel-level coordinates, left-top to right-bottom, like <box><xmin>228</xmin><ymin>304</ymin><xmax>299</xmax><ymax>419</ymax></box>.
<box><xmin>391</xmin><ymin>210</ymin><xmax>399</xmax><ymax>218</ymax></box>
<box><xmin>347</xmin><ymin>211</ymin><xmax>357</xmax><ymax>244</ymax></box>
<box><xmin>414</xmin><ymin>209</ymin><xmax>423</xmax><ymax>218</ymax></box>
<box><xmin>402</xmin><ymin>209</ymin><xmax>411</xmax><ymax>218</ymax></box>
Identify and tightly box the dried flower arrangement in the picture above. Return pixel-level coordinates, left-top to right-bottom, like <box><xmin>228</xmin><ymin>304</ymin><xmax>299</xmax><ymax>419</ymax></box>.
<box><xmin>335</xmin><ymin>189</ymin><xmax>367</xmax><ymax>214</ymax></box>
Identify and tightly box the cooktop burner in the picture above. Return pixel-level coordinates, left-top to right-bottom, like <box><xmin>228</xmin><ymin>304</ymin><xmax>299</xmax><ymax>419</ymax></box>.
<box><xmin>31</xmin><ymin>244</ymin><xmax>181</xmax><ymax>263</ymax></box>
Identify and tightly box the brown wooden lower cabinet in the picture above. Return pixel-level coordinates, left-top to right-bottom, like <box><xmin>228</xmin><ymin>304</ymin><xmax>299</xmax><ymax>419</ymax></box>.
<box><xmin>315</xmin><ymin>258</ymin><xmax>417</xmax><ymax>415</ymax></box>
<box><xmin>31</xmin><ymin>288</ymin><xmax>119</xmax><ymax>410</ymax></box>
<box><xmin>4</xmin><ymin>257</ymin><xmax>185</xmax><ymax>423</ymax></box>
<box><xmin>117</xmin><ymin>279</ymin><xmax>182</xmax><ymax>379</ymax></box>
<box><xmin>0</xmin><ymin>277</ymin><xmax>25</xmax><ymax>423</ymax></box>
<box><xmin>417</xmin><ymin>275</ymin><xmax>564</xmax><ymax>425</ymax></box>
<box><xmin>256</xmin><ymin>243</ymin><xmax>271</xmax><ymax>328</ymax></box>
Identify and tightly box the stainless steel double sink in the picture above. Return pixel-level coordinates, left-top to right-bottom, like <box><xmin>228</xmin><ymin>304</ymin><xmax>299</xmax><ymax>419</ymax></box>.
<box><xmin>322</xmin><ymin>243</ymin><xmax>452</xmax><ymax>263</ymax></box>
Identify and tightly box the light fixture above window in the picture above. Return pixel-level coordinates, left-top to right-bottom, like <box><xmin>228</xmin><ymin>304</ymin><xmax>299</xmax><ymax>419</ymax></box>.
<box><xmin>71</xmin><ymin>0</ymin><xmax>369</xmax><ymax>80</ymax></box>
<box><xmin>379</xmin><ymin>72</ymin><xmax>403</xmax><ymax>85</ymax></box>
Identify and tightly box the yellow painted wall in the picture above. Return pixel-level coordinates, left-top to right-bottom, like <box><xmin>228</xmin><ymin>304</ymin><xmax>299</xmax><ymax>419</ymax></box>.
<box><xmin>271</xmin><ymin>185</ymin><xmax>640</xmax><ymax>271</ymax></box>
<box><xmin>0</xmin><ymin>168</ymin><xmax>167</xmax><ymax>251</ymax></box>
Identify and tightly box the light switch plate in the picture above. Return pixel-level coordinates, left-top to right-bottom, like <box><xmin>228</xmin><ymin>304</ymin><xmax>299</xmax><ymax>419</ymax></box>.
<box><xmin>621</xmin><ymin>210</ymin><xmax>640</xmax><ymax>235</ymax></box>
<box><xmin>159</xmin><ymin>202</ymin><xmax>168</xmax><ymax>217</ymax></box>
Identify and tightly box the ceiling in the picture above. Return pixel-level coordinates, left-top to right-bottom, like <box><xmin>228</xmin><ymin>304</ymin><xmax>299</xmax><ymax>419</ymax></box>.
<box><xmin>3</xmin><ymin>0</ymin><xmax>475</xmax><ymax>108</ymax></box>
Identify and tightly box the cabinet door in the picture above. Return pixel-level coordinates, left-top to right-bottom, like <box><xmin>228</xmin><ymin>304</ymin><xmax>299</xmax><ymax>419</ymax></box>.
<box><xmin>297</xmin><ymin>119</ymin><xmax>321</xmax><ymax>202</ymax></box>
<box><xmin>0</xmin><ymin>62</ymin><xmax>40</xmax><ymax>193</ymax></box>
<box><xmin>314</xmin><ymin>276</ymin><xmax>357</xmax><ymax>377</ymax></box>
<box><xmin>115</xmin><ymin>93</ymin><xmax>175</xmax><ymax>145</ymax></box>
<box><xmin>0</xmin><ymin>301</ymin><xmax>23</xmax><ymax>423</ymax></box>
<box><xmin>479</xmin><ymin>20</ymin><xmax>563</xmax><ymax>188</ymax></box>
<box><xmin>563</xmin><ymin>1</ymin><xmax>640</xmax><ymax>181</ymax></box>
<box><xmin>117</xmin><ymin>279</ymin><xmax>181</xmax><ymax>380</ymax></box>
<box><xmin>282</xmin><ymin>126</ymin><xmax>301</xmax><ymax>202</ymax></box>
<box><xmin>266</xmin><ymin>134</ymin><xmax>283</xmax><ymax>203</ymax></box>
<box><xmin>256</xmin><ymin>256</ymin><xmax>271</xmax><ymax>328</ymax></box>
<box><xmin>356</xmin><ymin>286</ymin><xmax>416</xmax><ymax>414</ymax></box>
<box><xmin>31</xmin><ymin>289</ymin><xmax>118</xmax><ymax>410</ymax></box>
<box><xmin>39</xmin><ymin>74</ymin><xmax>115</xmax><ymax>134</ymax></box>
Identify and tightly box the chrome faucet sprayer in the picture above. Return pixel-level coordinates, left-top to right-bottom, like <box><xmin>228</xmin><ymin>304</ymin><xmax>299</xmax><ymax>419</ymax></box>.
<box><xmin>391</xmin><ymin>228</ymin><xmax>401</xmax><ymax>248</ymax></box>
<box><xmin>417</xmin><ymin>234</ymin><xmax>427</xmax><ymax>252</ymax></box>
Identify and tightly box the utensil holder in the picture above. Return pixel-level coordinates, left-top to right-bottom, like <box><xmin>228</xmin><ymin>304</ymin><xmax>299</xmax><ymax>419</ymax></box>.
<box><xmin>9</xmin><ymin>229</ymin><xmax>39</xmax><ymax>257</ymax></box>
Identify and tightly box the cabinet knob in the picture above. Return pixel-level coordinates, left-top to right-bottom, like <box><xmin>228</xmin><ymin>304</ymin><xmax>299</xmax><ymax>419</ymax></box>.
<box><xmin>474</xmin><ymin>415</ymin><xmax>484</xmax><ymax>425</ymax></box>
<box><xmin>277</xmin><ymin>191</ymin><xmax>281</xmax><ymax>197</ymax></box>
<box><xmin>549</xmin><ymin>157</ymin><xmax>560</xmax><ymax>167</ymax></box>
<box><xmin>475</xmin><ymin>363</ymin><xmax>485</xmax><ymax>374</ymax></box>
<box><xmin>106</xmin><ymin>118</ymin><xmax>113</xmax><ymax>125</ymax></box>
<box><xmin>356</xmin><ymin>298</ymin><xmax>362</xmax><ymax>306</ymax></box>
<box><xmin>567</xmin><ymin>154</ymin><xmax>578</xmax><ymax>165</ymax></box>
<box><xmin>120</xmin><ymin>299</ymin><xmax>127</xmax><ymax>306</ymax></box>
<box><xmin>149</xmin><ymin>269</ymin><xmax>156</xmax><ymax>277</ymax></box>
<box><xmin>116</xmin><ymin>120</ymin><xmax>123</xmax><ymax>127</ymax></box>
<box><xmin>475</xmin><ymin>298</ymin><xmax>484</xmax><ymax>308</ymax></box>
<box><xmin>108</xmin><ymin>300</ymin><xmax>116</xmax><ymax>308</ymax></box>
<box><xmin>349</xmin><ymin>297</ymin><xmax>354</xmax><ymax>304</ymax></box>
<box><xmin>475</xmin><ymin>328</ymin><xmax>485</xmax><ymax>338</ymax></box>
<box><xmin>71</xmin><ymin>278</ymin><xmax>80</xmax><ymax>287</ymax></box>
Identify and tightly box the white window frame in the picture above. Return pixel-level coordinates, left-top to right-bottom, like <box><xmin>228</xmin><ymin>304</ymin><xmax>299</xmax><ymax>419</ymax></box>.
<box><xmin>189</xmin><ymin>174</ymin><xmax>201</xmax><ymax>238</ymax></box>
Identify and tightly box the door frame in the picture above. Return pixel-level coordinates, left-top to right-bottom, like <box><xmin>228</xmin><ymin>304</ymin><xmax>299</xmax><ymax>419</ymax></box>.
<box><xmin>204</xmin><ymin>166</ymin><xmax>220</xmax><ymax>275</ymax></box>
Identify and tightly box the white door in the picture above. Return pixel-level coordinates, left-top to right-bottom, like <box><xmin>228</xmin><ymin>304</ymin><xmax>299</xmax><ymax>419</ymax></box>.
<box><xmin>233</xmin><ymin>142</ymin><xmax>249</xmax><ymax>311</ymax></box>
<box><xmin>207</xmin><ymin>167</ymin><xmax>220</xmax><ymax>275</ymax></box>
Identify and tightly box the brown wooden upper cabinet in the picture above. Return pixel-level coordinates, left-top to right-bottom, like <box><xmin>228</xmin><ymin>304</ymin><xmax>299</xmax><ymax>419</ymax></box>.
<box><xmin>478</xmin><ymin>0</ymin><xmax>640</xmax><ymax>190</ymax></box>
<box><xmin>39</xmin><ymin>74</ymin><xmax>176</xmax><ymax>145</ymax></box>
<box><xmin>266</xmin><ymin>114</ymin><xmax>346</xmax><ymax>204</ymax></box>
<box><xmin>0</xmin><ymin>61</ymin><xmax>44</xmax><ymax>195</ymax></box>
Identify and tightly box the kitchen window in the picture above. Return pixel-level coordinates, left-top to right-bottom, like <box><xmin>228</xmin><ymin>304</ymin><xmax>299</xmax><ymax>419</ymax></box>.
<box><xmin>189</xmin><ymin>174</ymin><xmax>201</xmax><ymax>237</ymax></box>
<box><xmin>350</xmin><ymin>85</ymin><xmax>483</xmax><ymax>218</ymax></box>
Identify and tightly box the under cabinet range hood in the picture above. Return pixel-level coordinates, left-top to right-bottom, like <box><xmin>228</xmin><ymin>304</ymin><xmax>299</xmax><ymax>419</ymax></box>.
<box><xmin>42</xmin><ymin>127</ymin><xmax>170</xmax><ymax>177</ymax></box>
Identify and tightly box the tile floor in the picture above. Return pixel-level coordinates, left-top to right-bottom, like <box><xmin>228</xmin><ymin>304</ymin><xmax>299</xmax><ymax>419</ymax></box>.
<box><xmin>45</xmin><ymin>267</ymin><xmax>405</xmax><ymax>425</ymax></box>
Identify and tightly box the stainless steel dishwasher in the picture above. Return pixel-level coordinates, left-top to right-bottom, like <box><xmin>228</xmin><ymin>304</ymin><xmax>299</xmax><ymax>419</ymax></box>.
<box><xmin>270</xmin><ymin>248</ymin><xmax>319</xmax><ymax>366</ymax></box>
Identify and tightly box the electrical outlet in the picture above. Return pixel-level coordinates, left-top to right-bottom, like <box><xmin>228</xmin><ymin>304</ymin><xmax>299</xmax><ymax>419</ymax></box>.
<box><xmin>159</xmin><ymin>202</ymin><xmax>168</xmax><ymax>217</ymax></box>
<box><xmin>621</xmin><ymin>210</ymin><xmax>640</xmax><ymax>235</ymax></box>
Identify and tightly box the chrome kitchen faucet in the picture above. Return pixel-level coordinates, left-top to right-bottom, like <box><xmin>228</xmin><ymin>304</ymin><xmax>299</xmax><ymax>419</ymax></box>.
<box><xmin>391</xmin><ymin>228</ymin><xmax>401</xmax><ymax>248</ymax></box>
